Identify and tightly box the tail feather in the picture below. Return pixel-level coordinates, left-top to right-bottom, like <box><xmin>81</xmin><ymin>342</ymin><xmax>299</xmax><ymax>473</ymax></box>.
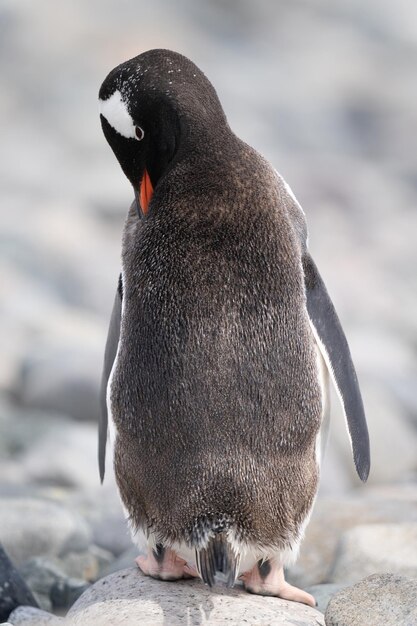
<box><xmin>195</xmin><ymin>533</ymin><xmax>239</xmax><ymax>588</ymax></box>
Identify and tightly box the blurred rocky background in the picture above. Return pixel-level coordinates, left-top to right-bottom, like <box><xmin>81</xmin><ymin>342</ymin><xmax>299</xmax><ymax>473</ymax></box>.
<box><xmin>0</xmin><ymin>0</ymin><xmax>416</xmax><ymax>624</ymax></box>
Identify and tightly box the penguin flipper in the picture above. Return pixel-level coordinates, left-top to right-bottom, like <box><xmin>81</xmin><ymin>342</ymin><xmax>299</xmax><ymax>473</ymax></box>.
<box><xmin>99</xmin><ymin>275</ymin><xmax>122</xmax><ymax>483</ymax></box>
<box><xmin>302</xmin><ymin>253</ymin><xmax>370</xmax><ymax>481</ymax></box>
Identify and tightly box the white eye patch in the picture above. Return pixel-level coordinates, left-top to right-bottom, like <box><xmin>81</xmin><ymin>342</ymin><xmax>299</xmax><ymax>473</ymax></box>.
<box><xmin>99</xmin><ymin>90</ymin><xmax>136</xmax><ymax>139</ymax></box>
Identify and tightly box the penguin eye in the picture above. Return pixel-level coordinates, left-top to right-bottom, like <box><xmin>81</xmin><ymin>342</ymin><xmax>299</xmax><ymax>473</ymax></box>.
<box><xmin>135</xmin><ymin>126</ymin><xmax>145</xmax><ymax>141</ymax></box>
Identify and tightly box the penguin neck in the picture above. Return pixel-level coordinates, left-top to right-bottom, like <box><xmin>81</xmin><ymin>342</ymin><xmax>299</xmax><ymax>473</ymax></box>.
<box><xmin>146</xmin><ymin>118</ymin><xmax>235</xmax><ymax>195</ymax></box>
<box><xmin>151</xmin><ymin>126</ymin><xmax>251</xmax><ymax>216</ymax></box>
<box><xmin>178</xmin><ymin>118</ymin><xmax>236</xmax><ymax>166</ymax></box>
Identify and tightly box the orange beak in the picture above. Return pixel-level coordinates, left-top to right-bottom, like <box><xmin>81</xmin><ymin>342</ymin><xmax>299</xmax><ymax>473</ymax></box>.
<box><xmin>139</xmin><ymin>169</ymin><xmax>154</xmax><ymax>215</ymax></box>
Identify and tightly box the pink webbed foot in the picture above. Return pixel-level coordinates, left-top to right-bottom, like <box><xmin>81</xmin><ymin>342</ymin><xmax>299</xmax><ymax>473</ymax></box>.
<box><xmin>136</xmin><ymin>546</ymin><xmax>199</xmax><ymax>582</ymax></box>
<box><xmin>240</xmin><ymin>559</ymin><xmax>316</xmax><ymax>607</ymax></box>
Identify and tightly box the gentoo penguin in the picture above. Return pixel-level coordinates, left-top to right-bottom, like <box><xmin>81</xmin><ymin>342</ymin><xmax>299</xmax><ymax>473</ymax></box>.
<box><xmin>98</xmin><ymin>49</ymin><xmax>370</xmax><ymax>606</ymax></box>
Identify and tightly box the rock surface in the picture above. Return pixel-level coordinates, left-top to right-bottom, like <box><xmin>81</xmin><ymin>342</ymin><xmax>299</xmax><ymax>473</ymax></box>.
<box><xmin>90</xmin><ymin>512</ymin><xmax>132</xmax><ymax>558</ymax></box>
<box><xmin>100</xmin><ymin>546</ymin><xmax>138</xmax><ymax>577</ymax></box>
<box><xmin>16</xmin><ymin>344</ymin><xmax>101</xmax><ymax>423</ymax></box>
<box><xmin>287</xmin><ymin>485</ymin><xmax>417</xmax><ymax>587</ymax></box>
<box><xmin>330</xmin><ymin>523</ymin><xmax>417</xmax><ymax>583</ymax></box>
<box><xmin>67</xmin><ymin>568</ymin><xmax>325</xmax><ymax>625</ymax></box>
<box><xmin>6</xmin><ymin>606</ymin><xmax>63</xmax><ymax>625</ymax></box>
<box><xmin>0</xmin><ymin>499</ymin><xmax>91</xmax><ymax>567</ymax></box>
<box><xmin>18</xmin><ymin>557</ymin><xmax>89</xmax><ymax>613</ymax></box>
<box><xmin>17</xmin><ymin>422</ymin><xmax>99</xmax><ymax>491</ymax></box>
<box><xmin>0</xmin><ymin>401</ymin><xmax>101</xmax><ymax>491</ymax></box>
<box><xmin>304</xmin><ymin>583</ymin><xmax>346</xmax><ymax>614</ymax></box>
<box><xmin>0</xmin><ymin>543</ymin><xmax>38</xmax><ymax>623</ymax></box>
<box><xmin>325</xmin><ymin>573</ymin><xmax>417</xmax><ymax>626</ymax></box>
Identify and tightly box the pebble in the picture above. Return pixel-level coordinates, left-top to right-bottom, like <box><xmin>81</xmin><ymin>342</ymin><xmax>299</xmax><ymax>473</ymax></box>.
<box><xmin>329</xmin><ymin>523</ymin><xmax>417</xmax><ymax>583</ymax></box>
<box><xmin>325</xmin><ymin>380</ymin><xmax>417</xmax><ymax>486</ymax></box>
<box><xmin>0</xmin><ymin>401</ymin><xmax>100</xmax><ymax>492</ymax></box>
<box><xmin>17</xmin><ymin>422</ymin><xmax>99</xmax><ymax>491</ymax></box>
<box><xmin>304</xmin><ymin>583</ymin><xmax>347</xmax><ymax>614</ymax></box>
<box><xmin>0</xmin><ymin>401</ymin><xmax>68</xmax><ymax>462</ymax></box>
<box><xmin>56</xmin><ymin>548</ymin><xmax>99</xmax><ymax>582</ymax></box>
<box><xmin>18</xmin><ymin>558</ymin><xmax>60</xmax><ymax>612</ymax></box>
<box><xmin>100</xmin><ymin>546</ymin><xmax>138</xmax><ymax>577</ymax></box>
<box><xmin>67</xmin><ymin>567</ymin><xmax>325</xmax><ymax>625</ymax></box>
<box><xmin>16</xmin><ymin>344</ymin><xmax>101</xmax><ymax>423</ymax></box>
<box><xmin>0</xmin><ymin>543</ymin><xmax>38</xmax><ymax>624</ymax></box>
<box><xmin>6</xmin><ymin>606</ymin><xmax>63</xmax><ymax>625</ymax></box>
<box><xmin>287</xmin><ymin>484</ymin><xmax>417</xmax><ymax>587</ymax></box>
<box><xmin>0</xmin><ymin>498</ymin><xmax>91</xmax><ymax>567</ymax></box>
<box><xmin>49</xmin><ymin>579</ymin><xmax>89</xmax><ymax>611</ymax></box>
<box><xmin>18</xmin><ymin>557</ymin><xmax>88</xmax><ymax>612</ymax></box>
<box><xmin>91</xmin><ymin>512</ymin><xmax>132</xmax><ymax>558</ymax></box>
<box><xmin>60</xmin><ymin>482</ymin><xmax>130</xmax><ymax>561</ymax></box>
<box><xmin>325</xmin><ymin>573</ymin><xmax>417</xmax><ymax>626</ymax></box>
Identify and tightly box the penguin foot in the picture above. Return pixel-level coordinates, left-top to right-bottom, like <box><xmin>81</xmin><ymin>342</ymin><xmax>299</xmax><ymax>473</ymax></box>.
<box><xmin>136</xmin><ymin>547</ymin><xmax>199</xmax><ymax>582</ymax></box>
<box><xmin>240</xmin><ymin>559</ymin><xmax>316</xmax><ymax>607</ymax></box>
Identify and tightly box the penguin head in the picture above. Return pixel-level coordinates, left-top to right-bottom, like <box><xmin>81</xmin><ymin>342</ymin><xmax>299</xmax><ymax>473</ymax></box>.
<box><xmin>99</xmin><ymin>49</ymin><xmax>228</xmax><ymax>215</ymax></box>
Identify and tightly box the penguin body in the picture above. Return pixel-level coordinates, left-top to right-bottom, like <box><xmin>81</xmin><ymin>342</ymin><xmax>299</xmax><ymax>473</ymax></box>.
<box><xmin>99</xmin><ymin>49</ymin><xmax>369</xmax><ymax>603</ymax></box>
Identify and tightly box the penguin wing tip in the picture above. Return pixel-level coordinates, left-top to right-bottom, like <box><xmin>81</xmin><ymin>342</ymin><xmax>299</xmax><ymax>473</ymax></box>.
<box><xmin>356</xmin><ymin>456</ymin><xmax>370</xmax><ymax>483</ymax></box>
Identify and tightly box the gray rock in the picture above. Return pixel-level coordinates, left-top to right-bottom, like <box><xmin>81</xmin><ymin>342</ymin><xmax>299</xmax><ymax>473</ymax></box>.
<box><xmin>324</xmin><ymin>379</ymin><xmax>417</xmax><ymax>487</ymax></box>
<box><xmin>17</xmin><ymin>556</ymin><xmax>89</xmax><ymax>611</ymax></box>
<box><xmin>0</xmin><ymin>542</ymin><xmax>38</xmax><ymax>623</ymax></box>
<box><xmin>50</xmin><ymin>484</ymin><xmax>128</xmax><ymax>576</ymax></box>
<box><xmin>88</xmin><ymin>546</ymin><xmax>114</xmax><ymax>578</ymax></box>
<box><xmin>391</xmin><ymin>377</ymin><xmax>417</xmax><ymax>428</ymax></box>
<box><xmin>304</xmin><ymin>583</ymin><xmax>346</xmax><ymax>614</ymax></box>
<box><xmin>12</xmin><ymin>543</ymin><xmax>112</xmax><ymax>613</ymax></box>
<box><xmin>59</xmin><ymin>472</ymin><xmax>125</xmax><ymax>540</ymax></box>
<box><xmin>91</xmin><ymin>512</ymin><xmax>132</xmax><ymax>558</ymax></box>
<box><xmin>287</xmin><ymin>484</ymin><xmax>417</xmax><ymax>587</ymax></box>
<box><xmin>325</xmin><ymin>573</ymin><xmax>417</xmax><ymax>626</ymax></box>
<box><xmin>5</xmin><ymin>550</ymin><xmax>97</xmax><ymax>617</ymax></box>
<box><xmin>49</xmin><ymin>578</ymin><xmax>89</xmax><ymax>611</ymax></box>
<box><xmin>0</xmin><ymin>401</ymin><xmax>101</xmax><ymax>492</ymax></box>
<box><xmin>100</xmin><ymin>546</ymin><xmax>138</xmax><ymax>577</ymax></box>
<box><xmin>7</xmin><ymin>606</ymin><xmax>64</xmax><ymax>625</ymax></box>
<box><xmin>19</xmin><ymin>558</ymin><xmax>65</xmax><ymax>613</ymax></box>
<box><xmin>19</xmin><ymin>422</ymin><xmax>99</xmax><ymax>491</ymax></box>
<box><xmin>57</xmin><ymin>484</ymin><xmax>129</xmax><ymax>574</ymax></box>
<box><xmin>67</xmin><ymin>567</ymin><xmax>325</xmax><ymax>625</ymax></box>
<box><xmin>26</xmin><ymin>591</ymin><xmax>51</xmax><ymax>614</ymax></box>
<box><xmin>330</xmin><ymin>523</ymin><xmax>417</xmax><ymax>583</ymax></box>
<box><xmin>0</xmin><ymin>400</ymin><xmax>68</xmax><ymax>460</ymax></box>
<box><xmin>0</xmin><ymin>498</ymin><xmax>91</xmax><ymax>567</ymax></box>
<box><xmin>57</xmin><ymin>546</ymin><xmax>110</xmax><ymax>581</ymax></box>
<box><xmin>17</xmin><ymin>344</ymin><xmax>101</xmax><ymax>423</ymax></box>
